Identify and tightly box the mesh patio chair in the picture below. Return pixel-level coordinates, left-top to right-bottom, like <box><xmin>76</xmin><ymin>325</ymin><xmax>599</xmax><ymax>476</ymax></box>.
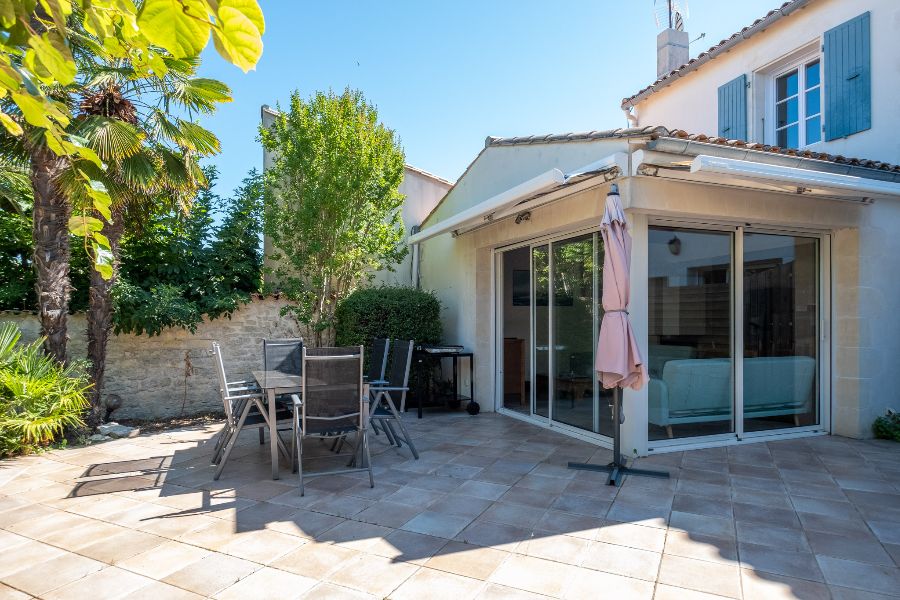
<box><xmin>291</xmin><ymin>346</ymin><xmax>374</xmax><ymax>496</ymax></box>
<box><xmin>210</xmin><ymin>342</ymin><xmax>296</xmax><ymax>479</ymax></box>
<box><xmin>369</xmin><ymin>339</ymin><xmax>419</xmax><ymax>459</ymax></box>
<box><xmin>366</xmin><ymin>338</ymin><xmax>390</xmax><ymax>385</ymax></box>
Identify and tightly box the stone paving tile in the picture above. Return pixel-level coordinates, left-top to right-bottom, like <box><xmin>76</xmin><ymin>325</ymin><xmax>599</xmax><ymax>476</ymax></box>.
<box><xmin>162</xmin><ymin>552</ymin><xmax>259</xmax><ymax>597</ymax></box>
<box><xmin>581</xmin><ymin>540</ymin><xmax>661</xmax><ymax>581</ymax></box>
<box><xmin>3</xmin><ymin>551</ymin><xmax>104</xmax><ymax>597</ymax></box>
<box><xmin>489</xmin><ymin>553</ymin><xmax>580</xmax><ymax>597</ymax></box>
<box><xmin>390</xmin><ymin>567</ymin><xmax>484</xmax><ymax>600</ymax></box>
<box><xmin>325</xmin><ymin>552</ymin><xmax>418</xmax><ymax>597</ymax></box>
<box><xmin>739</xmin><ymin>568</ymin><xmax>830</xmax><ymax>600</ymax></box>
<box><xmin>816</xmin><ymin>555</ymin><xmax>900</xmax><ymax>596</ymax></box>
<box><xmin>42</xmin><ymin>566</ymin><xmax>154</xmax><ymax>600</ymax></box>
<box><xmin>657</xmin><ymin>554</ymin><xmax>742</xmax><ymax>599</ymax></box>
<box><xmin>213</xmin><ymin>566</ymin><xmax>317</xmax><ymax>600</ymax></box>
<box><xmin>738</xmin><ymin>542</ymin><xmax>824</xmax><ymax>581</ymax></box>
<box><xmin>562</xmin><ymin>567</ymin><xmax>655</xmax><ymax>600</ymax></box>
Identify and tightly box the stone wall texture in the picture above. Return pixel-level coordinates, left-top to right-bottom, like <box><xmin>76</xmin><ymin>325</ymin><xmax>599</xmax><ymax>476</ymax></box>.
<box><xmin>0</xmin><ymin>299</ymin><xmax>304</xmax><ymax>420</ymax></box>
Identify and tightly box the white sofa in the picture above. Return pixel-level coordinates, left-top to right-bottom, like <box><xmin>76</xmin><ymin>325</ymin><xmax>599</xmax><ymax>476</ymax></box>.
<box><xmin>648</xmin><ymin>356</ymin><xmax>816</xmax><ymax>437</ymax></box>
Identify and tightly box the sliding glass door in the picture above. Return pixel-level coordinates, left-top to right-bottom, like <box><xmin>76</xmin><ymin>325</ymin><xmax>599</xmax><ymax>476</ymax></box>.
<box><xmin>498</xmin><ymin>230</ymin><xmax>609</xmax><ymax>438</ymax></box>
<box><xmin>743</xmin><ymin>233</ymin><xmax>819</xmax><ymax>432</ymax></box>
<box><xmin>648</xmin><ymin>224</ymin><xmax>823</xmax><ymax>443</ymax></box>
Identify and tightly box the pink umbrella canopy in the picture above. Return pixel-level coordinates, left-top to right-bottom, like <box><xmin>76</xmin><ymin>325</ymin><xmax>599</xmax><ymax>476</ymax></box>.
<box><xmin>595</xmin><ymin>189</ymin><xmax>647</xmax><ymax>391</ymax></box>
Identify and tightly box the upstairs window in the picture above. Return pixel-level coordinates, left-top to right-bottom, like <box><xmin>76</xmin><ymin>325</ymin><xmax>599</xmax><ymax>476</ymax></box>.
<box><xmin>774</xmin><ymin>58</ymin><xmax>821</xmax><ymax>148</ymax></box>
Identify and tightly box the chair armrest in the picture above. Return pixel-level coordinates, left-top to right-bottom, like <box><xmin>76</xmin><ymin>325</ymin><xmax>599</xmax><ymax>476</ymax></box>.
<box><xmin>289</xmin><ymin>394</ymin><xmax>302</xmax><ymax>406</ymax></box>
<box><xmin>224</xmin><ymin>392</ymin><xmax>264</xmax><ymax>401</ymax></box>
<box><xmin>370</xmin><ymin>386</ymin><xmax>408</xmax><ymax>392</ymax></box>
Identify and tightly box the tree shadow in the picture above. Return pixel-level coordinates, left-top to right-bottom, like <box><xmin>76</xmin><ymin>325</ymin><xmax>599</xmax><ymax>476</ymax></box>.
<box><xmin>58</xmin><ymin>414</ymin><xmax>899</xmax><ymax>598</ymax></box>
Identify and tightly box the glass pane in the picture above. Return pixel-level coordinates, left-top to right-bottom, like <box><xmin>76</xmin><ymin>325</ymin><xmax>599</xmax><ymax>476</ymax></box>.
<box><xmin>806</xmin><ymin>116</ymin><xmax>821</xmax><ymax>144</ymax></box>
<box><xmin>743</xmin><ymin>234</ymin><xmax>819</xmax><ymax>432</ymax></box>
<box><xmin>533</xmin><ymin>245</ymin><xmax>550</xmax><ymax>418</ymax></box>
<box><xmin>777</xmin><ymin>125</ymin><xmax>799</xmax><ymax>149</ymax></box>
<box><xmin>501</xmin><ymin>247</ymin><xmax>531</xmax><ymax>413</ymax></box>
<box><xmin>648</xmin><ymin>227</ymin><xmax>733</xmax><ymax>441</ymax></box>
<box><xmin>785</xmin><ymin>124</ymin><xmax>799</xmax><ymax>149</ymax></box>
<box><xmin>776</xmin><ymin>70</ymin><xmax>798</xmax><ymax>100</ymax></box>
<box><xmin>776</xmin><ymin>98</ymin><xmax>798</xmax><ymax>128</ymax></box>
<box><xmin>552</xmin><ymin>234</ymin><xmax>596</xmax><ymax>431</ymax></box>
<box><xmin>805</xmin><ymin>60</ymin><xmax>820</xmax><ymax>89</ymax></box>
<box><xmin>806</xmin><ymin>89</ymin><xmax>820</xmax><ymax>117</ymax></box>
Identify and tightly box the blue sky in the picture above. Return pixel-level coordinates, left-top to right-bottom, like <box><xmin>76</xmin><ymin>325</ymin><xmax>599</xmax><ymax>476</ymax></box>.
<box><xmin>197</xmin><ymin>0</ymin><xmax>781</xmax><ymax>197</ymax></box>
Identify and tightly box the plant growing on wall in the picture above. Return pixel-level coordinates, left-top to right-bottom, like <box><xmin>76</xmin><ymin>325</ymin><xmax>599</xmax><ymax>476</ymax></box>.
<box><xmin>259</xmin><ymin>89</ymin><xmax>407</xmax><ymax>345</ymax></box>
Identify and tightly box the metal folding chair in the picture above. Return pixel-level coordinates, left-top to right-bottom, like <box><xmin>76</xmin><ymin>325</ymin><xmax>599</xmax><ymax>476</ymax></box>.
<box><xmin>291</xmin><ymin>346</ymin><xmax>374</xmax><ymax>496</ymax></box>
<box><xmin>369</xmin><ymin>339</ymin><xmax>419</xmax><ymax>459</ymax></box>
<box><xmin>210</xmin><ymin>342</ymin><xmax>296</xmax><ymax>479</ymax></box>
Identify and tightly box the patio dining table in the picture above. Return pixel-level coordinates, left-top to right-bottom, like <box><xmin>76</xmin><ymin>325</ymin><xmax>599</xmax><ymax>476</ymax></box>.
<box><xmin>252</xmin><ymin>370</ymin><xmax>302</xmax><ymax>480</ymax></box>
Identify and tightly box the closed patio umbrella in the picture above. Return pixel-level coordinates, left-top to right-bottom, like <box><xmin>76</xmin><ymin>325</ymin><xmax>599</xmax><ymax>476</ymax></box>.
<box><xmin>568</xmin><ymin>183</ymin><xmax>669</xmax><ymax>486</ymax></box>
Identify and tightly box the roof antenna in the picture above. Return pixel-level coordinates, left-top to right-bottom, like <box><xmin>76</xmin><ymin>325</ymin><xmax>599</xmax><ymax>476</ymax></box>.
<box><xmin>654</xmin><ymin>0</ymin><xmax>689</xmax><ymax>30</ymax></box>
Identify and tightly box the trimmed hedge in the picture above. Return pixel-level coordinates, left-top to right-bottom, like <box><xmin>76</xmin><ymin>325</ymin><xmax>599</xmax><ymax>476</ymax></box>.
<box><xmin>335</xmin><ymin>287</ymin><xmax>442</xmax><ymax>346</ymax></box>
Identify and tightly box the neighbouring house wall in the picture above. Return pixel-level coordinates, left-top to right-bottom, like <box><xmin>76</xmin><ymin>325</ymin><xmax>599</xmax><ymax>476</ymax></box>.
<box><xmin>632</xmin><ymin>0</ymin><xmax>900</xmax><ymax>165</ymax></box>
<box><xmin>371</xmin><ymin>167</ymin><xmax>452</xmax><ymax>287</ymax></box>
<box><xmin>1</xmin><ymin>299</ymin><xmax>303</xmax><ymax>421</ymax></box>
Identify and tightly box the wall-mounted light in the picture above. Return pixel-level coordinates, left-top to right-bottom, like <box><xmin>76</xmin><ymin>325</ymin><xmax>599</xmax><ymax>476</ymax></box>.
<box><xmin>515</xmin><ymin>211</ymin><xmax>532</xmax><ymax>224</ymax></box>
<box><xmin>668</xmin><ymin>235</ymin><xmax>681</xmax><ymax>255</ymax></box>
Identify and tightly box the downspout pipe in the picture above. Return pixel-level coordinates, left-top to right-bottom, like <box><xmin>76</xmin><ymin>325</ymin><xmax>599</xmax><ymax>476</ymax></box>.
<box><xmin>410</xmin><ymin>225</ymin><xmax>421</xmax><ymax>289</ymax></box>
<box><xmin>623</xmin><ymin>107</ymin><xmax>638</xmax><ymax>127</ymax></box>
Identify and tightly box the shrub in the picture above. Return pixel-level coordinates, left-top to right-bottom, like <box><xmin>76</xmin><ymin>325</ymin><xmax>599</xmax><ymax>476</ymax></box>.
<box><xmin>334</xmin><ymin>287</ymin><xmax>442</xmax><ymax>347</ymax></box>
<box><xmin>873</xmin><ymin>409</ymin><xmax>900</xmax><ymax>442</ymax></box>
<box><xmin>0</xmin><ymin>322</ymin><xmax>90</xmax><ymax>457</ymax></box>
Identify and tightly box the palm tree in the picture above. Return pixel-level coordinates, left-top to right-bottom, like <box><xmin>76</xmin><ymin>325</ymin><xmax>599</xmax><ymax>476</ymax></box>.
<box><xmin>65</xmin><ymin>50</ymin><xmax>230</xmax><ymax>425</ymax></box>
<box><xmin>1</xmin><ymin>24</ymin><xmax>230</xmax><ymax>424</ymax></box>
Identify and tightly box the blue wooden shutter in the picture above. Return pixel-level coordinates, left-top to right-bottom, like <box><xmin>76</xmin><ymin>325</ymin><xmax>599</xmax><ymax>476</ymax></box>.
<box><xmin>824</xmin><ymin>12</ymin><xmax>871</xmax><ymax>140</ymax></box>
<box><xmin>717</xmin><ymin>74</ymin><xmax>747</xmax><ymax>140</ymax></box>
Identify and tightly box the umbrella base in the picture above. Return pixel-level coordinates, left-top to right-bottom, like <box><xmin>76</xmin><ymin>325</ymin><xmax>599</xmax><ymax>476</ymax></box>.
<box><xmin>566</xmin><ymin>387</ymin><xmax>669</xmax><ymax>487</ymax></box>
<box><xmin>567</xmin><ymin>460</ymin><xmax>670</xmax><ymax>487</ymax></box>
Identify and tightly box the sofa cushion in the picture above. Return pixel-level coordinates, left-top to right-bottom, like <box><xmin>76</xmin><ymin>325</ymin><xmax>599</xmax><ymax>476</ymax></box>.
<box><xmin>743</xmin><ymin>356</ymin><xmax>815</xmax><ymax>412</ymax></box>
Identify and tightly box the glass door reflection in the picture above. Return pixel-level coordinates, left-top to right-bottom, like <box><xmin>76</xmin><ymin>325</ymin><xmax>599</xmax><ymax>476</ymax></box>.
<box><xmin>551</xmin><ymin>234</ymin><xmax>596</xmax><ymax>431</ymax></box>
<box><xmin>647</xmin><ymin>227</ymin><xmax>734</xmax><ymax>441</ymax></box>
<box><xmin>532</xmin><ymin>245</ymin><xmax>550</xmax><ymax>419</ymax></box>
<box><xmin>743</xmin><ymin>233</ymin><xmax>819</xmax><ymax>431</ymax></box>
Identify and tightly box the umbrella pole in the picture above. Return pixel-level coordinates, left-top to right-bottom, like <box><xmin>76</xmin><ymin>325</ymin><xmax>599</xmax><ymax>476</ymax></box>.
<box><xmin>568</xmin><ymin>387</ymin><xmax>670</xmax><ymax>486</ymax></box>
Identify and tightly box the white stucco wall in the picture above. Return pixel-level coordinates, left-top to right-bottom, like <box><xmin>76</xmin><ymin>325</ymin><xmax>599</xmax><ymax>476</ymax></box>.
<box><xmin>631</xmin><ymin>0</ymin><xmax>900</xmax><ymax>165</ymax></box>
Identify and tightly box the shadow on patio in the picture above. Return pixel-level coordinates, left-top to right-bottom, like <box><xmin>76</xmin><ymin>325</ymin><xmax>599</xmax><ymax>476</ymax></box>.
<box><xmin>2</xmin><ymin>412</ymin><xmax>898</xmax><ymax>598</ymax></box>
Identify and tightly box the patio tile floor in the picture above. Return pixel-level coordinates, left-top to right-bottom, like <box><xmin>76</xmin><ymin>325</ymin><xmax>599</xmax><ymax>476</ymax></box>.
<box><xmin>0</xmin><ymin>412</ymin><xmax>897</xmax><ymax>599</ymax></box>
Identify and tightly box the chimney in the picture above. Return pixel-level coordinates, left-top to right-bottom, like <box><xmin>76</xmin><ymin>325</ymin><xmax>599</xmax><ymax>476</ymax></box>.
<box><xmin>657</xmin><ymin>28</ymin><xmax>689</xmax><ymax>79</ymax></box>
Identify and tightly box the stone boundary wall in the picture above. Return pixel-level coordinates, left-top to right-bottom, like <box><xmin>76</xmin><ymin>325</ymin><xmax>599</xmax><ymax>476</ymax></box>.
<box><xmin>1</xmin><ymin>299</ymin><xmax>304</xmax><ymax>420</ymax></box>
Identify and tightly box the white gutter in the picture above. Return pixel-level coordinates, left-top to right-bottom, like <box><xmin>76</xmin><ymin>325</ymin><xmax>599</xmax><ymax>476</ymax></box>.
<box><xmin>408</xmin><ymin>168</ymin><xmax>566</xmax><ymax>244</ymax></box>
<box><xmin>691</xmin><ymin>155</ymin><xmax>900</xmax><ymax>200</ymax></box>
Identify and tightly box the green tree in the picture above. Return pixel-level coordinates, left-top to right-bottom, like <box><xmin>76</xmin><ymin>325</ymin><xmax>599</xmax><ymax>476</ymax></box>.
<box><xmin>114</xmin><ymin>167</ymin><xmax>263</xmax><ymax>336</ymax></box>
<box><xmin>0</xmin><ymin>0</ymin><xmax>264</xmax><ymax>363</ymax></box>
<box><xmin>259</xmin><ymin>89</ymin><xmax>408</xmax><ymax>346</ymax></box>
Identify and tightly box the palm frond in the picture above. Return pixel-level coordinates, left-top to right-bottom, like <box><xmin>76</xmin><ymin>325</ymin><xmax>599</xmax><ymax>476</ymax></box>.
<box><xmin>72</xmin><ymin>116</ymin><xmax>145</xmax><ymax>162</ymax></box>
<box><xmin>174</xmin><ymin>120</ymin><xmax>221</xmax><ymax>155</ymax></box>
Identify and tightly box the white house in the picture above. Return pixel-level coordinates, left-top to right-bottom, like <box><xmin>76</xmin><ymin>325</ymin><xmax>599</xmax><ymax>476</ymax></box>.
<box><xmin>411</xmin><ymin>0</ymin><xmax>900</xmax><ymax>455</ymax></box>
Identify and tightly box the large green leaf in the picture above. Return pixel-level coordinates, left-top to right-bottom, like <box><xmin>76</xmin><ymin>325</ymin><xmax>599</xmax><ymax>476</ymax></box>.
<box><xmin>212</xmin><ymin>1</ymin><xmax>262</xmax><ymax>72</ymax></box>
<box><xmin>28</xmin><ymin>32</ymin><xmax>76</xmax><ymax>85</ymax></box>
<box><xmin>67</xmin><ymin>214</ymin><xmax>104</xmax><ymax>236</ymax></box>
<box><xmin>137</xmin><ymin>0</ymin><xmax>211</xmax><ymax>59</ymax></box>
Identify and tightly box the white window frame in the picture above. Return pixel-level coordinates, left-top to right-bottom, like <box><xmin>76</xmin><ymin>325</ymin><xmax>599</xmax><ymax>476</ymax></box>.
<box><xmin>762</xmin><ymin>48</ymin><xmax>823</xmax><ymax>149</ymax></box>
